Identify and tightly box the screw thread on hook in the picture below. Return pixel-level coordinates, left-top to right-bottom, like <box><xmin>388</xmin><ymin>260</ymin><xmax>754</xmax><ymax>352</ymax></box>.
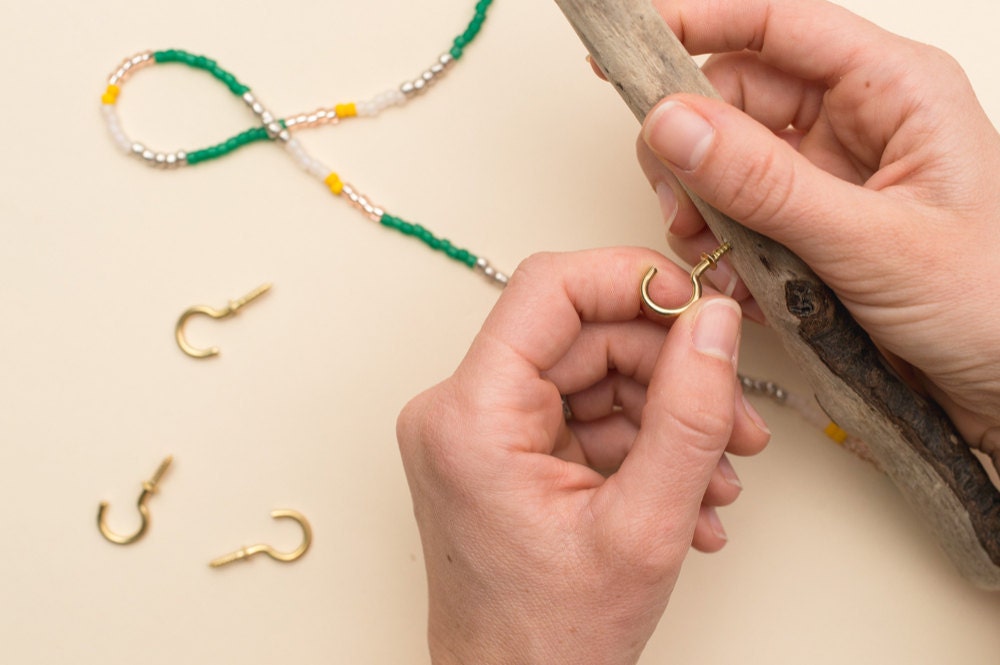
<box><xmin>142</xmin><ymin>455</ymin><xmax>173</xmax><ymax>492</ymax></box>
<box><xmin>209</xmin><ymin>547</ymin><xmax>252</xmax><ymax>567</ymax></box>
<box><xmin>229</xmin><ymin>282</ymin><xmax>272</xmax><ymax>313</ymax></box>
<box><xmin>702</xmin><ymin>241</ymin><xmax>732</xmax><ymax>270</ymax></box>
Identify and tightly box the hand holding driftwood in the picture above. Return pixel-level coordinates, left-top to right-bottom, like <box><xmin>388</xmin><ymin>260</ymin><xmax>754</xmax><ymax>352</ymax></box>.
<box><xmin>555</xmin><ymin>0</ymin><xmax>1000</xmax><ymax>588</ymax></box>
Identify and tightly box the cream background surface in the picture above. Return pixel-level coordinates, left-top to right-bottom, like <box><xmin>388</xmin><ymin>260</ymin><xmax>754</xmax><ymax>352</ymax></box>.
<box><xmin>2</xmin><ymin>1</ymin><xmax>999</xmax><ymax>663</ymax></box>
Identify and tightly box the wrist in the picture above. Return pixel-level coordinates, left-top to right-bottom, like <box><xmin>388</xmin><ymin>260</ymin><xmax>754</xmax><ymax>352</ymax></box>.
<box><xmin>426</xmin><ymin>591</ymin><xmax>653</xmax><ymax>665</ymax></box>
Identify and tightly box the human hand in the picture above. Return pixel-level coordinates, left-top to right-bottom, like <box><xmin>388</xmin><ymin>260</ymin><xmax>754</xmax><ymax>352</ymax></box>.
<box><xmin>637</xmin><ymin>0</ymin><xmax>1000</xmax><ymax>461</ymax></box>
<box><xmin>397</xmin><ymin>248</ymin><xmax>770</xmax><ymax>665</ymax></box>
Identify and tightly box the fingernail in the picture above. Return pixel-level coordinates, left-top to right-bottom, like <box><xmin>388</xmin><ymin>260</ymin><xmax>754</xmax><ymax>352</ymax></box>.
<box><xmin>706</xmin><ymin>507</ymin><xmax>728</xmax><ymax>541</ymax></box>
<box><xmin>742</xmin><ymin>393</ymin><xmax>771</xmax><ymax>435</ymax></box>
<box><xmin>718</xmin><ymin>454</ymin><xmax>742</xmax><ymax>490</ymax></box>
<box><xmin>692</xmin><ymin>298</ymin><xmax>741</xmax><ymax>362</ymax></box>
<box><xmin>655</xmin><ymin>182</ymin><xmax>678</xmax><ymax>233</ymax></box>
<box><xmin>704</xmin><ymin>260</ymin><xmax>739</xmax><ymax>297</ymax></box>
<box><xmin>643</xmin><ymin>101</ymin><xmax>715</xmax><ymax>171</ymax></box>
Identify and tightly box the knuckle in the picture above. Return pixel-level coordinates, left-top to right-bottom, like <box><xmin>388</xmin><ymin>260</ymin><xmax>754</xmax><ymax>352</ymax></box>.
<box><xmin>709</xmin><ymin>145</ymin><xmax>797</xmax><ymax>228</ymax></box>
<box><xmin>658</xmin><ymin>400</ymin><xmax>733</xmax><ymax>455</ymax></box>
<box><xmin>396</xmin><ymin>385</ymin><xmax>456</xmax><ymax>466</ymax></box>
<box><xmin>506</xmin><ymin>251</ymin><xmax>559</xmax><ymax>289</ymax></box>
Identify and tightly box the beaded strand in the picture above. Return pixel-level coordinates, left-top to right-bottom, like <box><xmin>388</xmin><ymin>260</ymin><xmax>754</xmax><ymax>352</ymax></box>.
<box><xmin>739</xmin><ymin>375</ymin><xmax>881</xmax><ymax>469</ymax></box>
<box><xmin>99</xmin><ymin>1</ymin><xmax>507</xmax><ymax>285</ymax></box>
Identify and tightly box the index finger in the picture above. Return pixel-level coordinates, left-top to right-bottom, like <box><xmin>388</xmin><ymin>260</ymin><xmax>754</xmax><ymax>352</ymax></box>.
<box><xmin>655</xmin><ymin>0</ymin><xmax>901</xmax><ymax>84</ymax></box>
<box><xmin>471</xmin><ymin>247</ymin><xmax>693</xmax><ymax>373</ymax></box>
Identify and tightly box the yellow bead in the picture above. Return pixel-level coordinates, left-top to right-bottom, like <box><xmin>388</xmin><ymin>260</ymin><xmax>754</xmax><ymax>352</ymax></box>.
<box><xmin>101</xmin><ymin>84</ymin><xmax>121</xmax><ymax>105</ymax></box>
<box><xmin>334</xmin><ymin>103</ymin><xmax>357</xmax><ymax>118</ymax></box>
<box><xmin>824</xmin><ymin>422</ymin><xmax>849</xmax><ymax>444</ymax></box>
<box><xmin>325</xmin><ymin>172</ymin><xmax>344</xmax><ymax>195</ymax></box>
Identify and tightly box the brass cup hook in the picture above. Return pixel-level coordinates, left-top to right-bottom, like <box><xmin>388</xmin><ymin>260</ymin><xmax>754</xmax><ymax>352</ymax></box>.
<box><xmin>209</xmin><ymin>509</ymin><xmax>312</xmax><ymax>568</ymax></box>
<box><xmin>641</xmin><ymin>242</ymin><xmax>732</xmax><ymax>317</ymax></box>
<box><xmin>97</xmin><ymin>455</ymin><xmax>173</xmax><ymax>545</ymax></box>
<box><xmin>175</xmin><ymin>283</ymin><xmax>272</xmax><ymax>359</ymax></box>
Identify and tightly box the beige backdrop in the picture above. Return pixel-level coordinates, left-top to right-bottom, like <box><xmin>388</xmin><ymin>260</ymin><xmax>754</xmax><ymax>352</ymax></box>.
<box><xmin>2</xmin><ymin>0</ymin><xmax>999</xmax><ymax>663</ymax></box>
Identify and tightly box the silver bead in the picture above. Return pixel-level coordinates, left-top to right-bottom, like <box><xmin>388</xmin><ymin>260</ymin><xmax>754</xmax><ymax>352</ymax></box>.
<box><xmin>494</xmin><ymin>272</ymin><xmax>510</xmax><ymax>286</ymax></box>
<box><xmin>430</xmin><ymin>63</ymin><xmax>445</xmax><ymax>76</ymax></box>
<box><xmin>421</xmin><ymin>70</ymin><xmax>434</xmax><ymax>82</ymax></box>
<box><xmin>165</xmin><ymin>153</ymin><xmax>178</xmax><ymax>167</ymax></box>
<box><xmin>372</xmin><ymin>207</ymin><xmax>384</xmax><ymax>219</ymax></box>
<box><xmin>176</xmin><ymin>150</ymin><xmax>187</xmax><ymax>163</ymax></box>
<box><xmin>439</xmin><ymin>53</ymin><xmax>453</xmax><ymax>67</ymax></box>
<box><xmin>131</xmin><ymin>142</ymin><xmax>145</xmax><ymax>155</ymax></box>
<box><xmin>277</xmin><ymin>129</ymin><xmax>290</xmax><ymax>142</ymax></box>
<box><xmin>261</xmin><ymin>111</ymin><xmax>275</xmax><ymax>124</ymax></box>
<box><xmin>252</xmin><ymin>102</ymin><xmax>264</xmax><ymax>115</ymax></box>
<box><xmin>484</xmin><ymin>265</ymin><xmax>496</xmax><ymax>279</ymax></box>
<box><xmin>475</xmin><ymin>257</ymin><xmax>488</xmax><ymax>272</ymax></box>
<box><xmin>400</xmin><ymin>81</ymin><xmax>416</xmax><ymax>95</ymax></box>
<box><xmin>154</xmin><ymin>152</ymin><xmax>167</xmax><ymax>166</ymax></box>
<box><xmin>412</xmin><ymin>78</ymin><xmax>426</xmax><ymax>91</ymax></box>
<box><xmin>141</xmin><ymin>149</ymin><xmax>156</xmax><ymax>162</ymax></box>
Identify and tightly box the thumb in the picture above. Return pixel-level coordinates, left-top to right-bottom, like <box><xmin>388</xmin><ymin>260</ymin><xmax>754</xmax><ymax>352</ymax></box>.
<box><xmin>605</xmin><ymin>296</ymin><xmax>741</xmax><ymax>555</ymax></box>
<box><xmin>641</xmin><ymin>94</ymin><xmax>883</xmax><ymax>264</ymax></box>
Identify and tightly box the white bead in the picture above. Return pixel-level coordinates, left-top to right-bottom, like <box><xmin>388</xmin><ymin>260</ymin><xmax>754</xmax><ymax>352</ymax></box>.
<box><xmin>307</xmin><ymin>161</ymin><xmax>328</xmax><ymax>181</ymax></box>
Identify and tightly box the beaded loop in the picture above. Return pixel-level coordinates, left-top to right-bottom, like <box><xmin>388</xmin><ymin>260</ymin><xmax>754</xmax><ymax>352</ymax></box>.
<box><xmin>99</xmin><ymin>2</ymin><xmax>504</xmax><ymax>279</ymax></box>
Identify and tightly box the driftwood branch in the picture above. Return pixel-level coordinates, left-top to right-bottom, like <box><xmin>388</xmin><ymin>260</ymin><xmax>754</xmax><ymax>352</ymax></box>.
<box><xmin>555</xmin><ymin>0</ymin><xmax>1000</xmax><ymax>588</ymax></box>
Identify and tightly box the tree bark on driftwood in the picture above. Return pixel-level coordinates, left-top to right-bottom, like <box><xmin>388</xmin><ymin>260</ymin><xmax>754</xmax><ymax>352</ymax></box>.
<box><xmin>554</xmin><ymin>0</ymin><xmax>1000</xmax><ymax>589</ymax></box>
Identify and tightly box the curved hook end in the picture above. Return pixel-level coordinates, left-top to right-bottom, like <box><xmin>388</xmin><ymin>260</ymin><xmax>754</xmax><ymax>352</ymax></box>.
<box><xmin>209</xmin><ymin>509</ymin><xmax>312</xmax><ymax>568</ymax></box>
<box><xmin>640</xmin><ymin>265</ymin><xmax>700</xmax><ymax>318</ymax></box>
<box><xmin>97</xmin><ymin>500</ymin><xmax>150</xmax><ymax>545</ymax></box>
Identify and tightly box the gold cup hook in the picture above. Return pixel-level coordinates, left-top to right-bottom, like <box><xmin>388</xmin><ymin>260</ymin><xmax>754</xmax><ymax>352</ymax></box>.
<box><xmin>209</xmin><ymin>509</ymin><xmax>312</xmax><ymax>568</ymax></box>
<box><xmin>640</xmin><ymin>242</ymin><xmax>732</xmax><ymax>317</ymax></box>
<box><xmin>97</xmin><ymin>455</ymin><xmax>173</xmax><ymax>545</ymax></box>
<box><xmin>175</xmin><ymin>283</ymin><xmax>272</xmax><ymax>359</ymax></box>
